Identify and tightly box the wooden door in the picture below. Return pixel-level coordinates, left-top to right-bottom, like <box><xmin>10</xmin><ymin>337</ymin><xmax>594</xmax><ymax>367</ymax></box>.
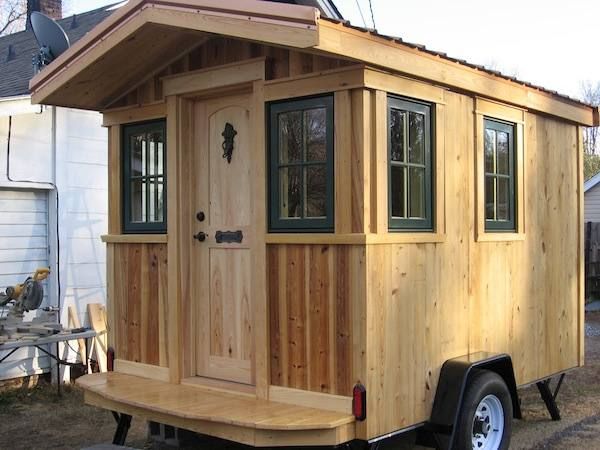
<box><xmin>192</xmin><ymin>93</ymin><xmax>254</xmax><ymax>385</ymax></box>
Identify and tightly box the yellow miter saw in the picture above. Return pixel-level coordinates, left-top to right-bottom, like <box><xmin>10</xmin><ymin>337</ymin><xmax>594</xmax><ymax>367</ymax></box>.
<box><xmin>0</xmin><ymin>268</ymin><xmax>62</xmax><ymax>340</ymax></box>
<box><xmin>0</xmin><ymin>268</ymin><xmax>50</xmax><ymax>315</ymax></box>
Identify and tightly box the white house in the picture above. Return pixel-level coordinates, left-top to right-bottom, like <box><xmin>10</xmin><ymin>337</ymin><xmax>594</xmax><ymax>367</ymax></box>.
<box><xmin>585</xmin><ymin>171</ymin><xmax>600</xmax><ymax>222</ymax></box>
<box><xmin>0</xmin><ymin>2</ymin><xmax>112</xmax><ymax>380</ymax></box>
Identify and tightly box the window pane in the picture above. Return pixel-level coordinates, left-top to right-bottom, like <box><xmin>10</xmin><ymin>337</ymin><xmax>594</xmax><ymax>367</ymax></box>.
<box><xmin>409</xmin><ymin>167</ymin><xmax>425</xmax><ymax>218</ymax></box>
<box><xmin>485</xmin><ymin>176</ymin><xmax>495</xmax><ymax>220</ymax></box>
<box><xmin>390</xmin><ymin>165</ymin><xmax>406</xmax><ymax>218</ymax></box>
<box><xmin>279</xmin><ymin>111</ymin><xmax>303</xmax><ymax>163</ymax></box>
<box><xmin>157</xmin><ymin>141</ymin><xmax>164</xmax><ymax>176</ymax></box>
<box><xmin>497</xmin><ymin>131</ymin><xmax>509</xmax><ymax>175</ymax></box>
<box><xmin>156</xmin><ymin>177</ymin><xmax>165</xmax><ymax>222</ymax></box>
<box><xmin>305</xmin><ymin>108</ymin><xmax>327</xmax><ymax>162</ymax></box>
<box><xmin>485</xmin><ymin>129</ymin><xmax>495</xmax><ymax>174</ymax></box>
<box><xmin>279</xmin><ymin>166</ymin><xmax>302</xmax><ymax>218</ymax></box>
<box><xmin>408</xmin><ymin>112</ymin><xmax>425</xmax><ymax>164</ymax></box>
<box><xmin>131</xmin><ymin>135</ymin><xmax>144</xmax><ymax>177</ymax></box>
<box><xmin>305</xmin><ymin>165</ymin><xmax>327</xmax><ymax>218</ymax></box>
<box><xmin>390</xmin><ymin>109</ymin><xmax>405</xmax><ymax>162</ymax></box>
<box><xmin>130</xmin><ymin>179</ymin><xmax>147</xmax><ymax>223</ymax></box>
<box><xmin>497</xmin><ymin>177</ymin><xmax>510</xmax><ymax>221</ymax></box>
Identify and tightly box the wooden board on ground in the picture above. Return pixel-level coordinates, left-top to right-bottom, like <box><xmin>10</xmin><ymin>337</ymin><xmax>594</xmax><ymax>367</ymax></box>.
<box><xmin>88</xmin><ymin>303</ymin><xmax>108</xmax><ymax>373</ymax></box>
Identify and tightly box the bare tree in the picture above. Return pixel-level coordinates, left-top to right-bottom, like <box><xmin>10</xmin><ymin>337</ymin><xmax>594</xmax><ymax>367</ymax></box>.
<box><xmin>581</xmin><ymin>81</ymin><xmax>600</xmax><ymax>155</ymax></box>
<box><xmin>0</xmin><ymin>0</ymin><xmax>26</xmax><ymax>36</ymax></box>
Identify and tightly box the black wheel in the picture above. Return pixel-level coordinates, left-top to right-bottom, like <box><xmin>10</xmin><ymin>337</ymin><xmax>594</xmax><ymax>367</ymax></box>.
<box><xmin>454</xmin><ymin>370</ymin><xmax>512</xmax><ymax>450</ymax></box>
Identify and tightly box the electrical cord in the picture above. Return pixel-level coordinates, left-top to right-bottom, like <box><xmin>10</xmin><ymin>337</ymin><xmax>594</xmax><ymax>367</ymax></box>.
<box><xmin>5</xmin><ymin>113</ymin><xmax>62</xmax><ymax>321</ymax></box>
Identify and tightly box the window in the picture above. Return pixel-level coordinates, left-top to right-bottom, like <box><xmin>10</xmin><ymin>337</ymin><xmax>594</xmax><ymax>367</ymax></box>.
<box><xmin>388</xmin><ymin>96</ymin><xmax>433</xmax><ymax>230</ymax></box>
<box><xmin>268</xmin><ymin>96</ymin><xmax>334</xmax><ymax>232</ymax></box>
<box><xmin>484</xmin><ymin>118</ymin><xmax>515</xmax><ymax>231</ymax></box>
<box><xmin>122</xmin><ymin>120</ymin><xmax>167</xmax><ymax>233</ymax></box>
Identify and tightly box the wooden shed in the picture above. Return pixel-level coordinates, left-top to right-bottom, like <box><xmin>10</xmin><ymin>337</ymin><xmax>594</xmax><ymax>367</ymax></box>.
<box><xmin>29</xmin><ymin>0</ymin><xmax>598</xmax><ymax>448</ymax></box>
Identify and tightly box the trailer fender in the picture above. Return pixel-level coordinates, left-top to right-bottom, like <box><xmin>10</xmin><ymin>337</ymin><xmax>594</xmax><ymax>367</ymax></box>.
<box><xmin>421</xmin><ymin>352</ymin><xmax>521</xmax><ymax>449</ymax></box>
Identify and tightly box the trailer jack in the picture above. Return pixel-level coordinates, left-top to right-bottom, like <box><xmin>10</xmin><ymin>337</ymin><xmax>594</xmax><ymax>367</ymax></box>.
<box><xmin>536</xmin><ymin>373</ymin><xmax>565</xmax><ymax>421</ymax></box>
<box><xmin>111</xmin><ymin>412</ymin><xmax>132</xmax><ymax>445</ymax></box>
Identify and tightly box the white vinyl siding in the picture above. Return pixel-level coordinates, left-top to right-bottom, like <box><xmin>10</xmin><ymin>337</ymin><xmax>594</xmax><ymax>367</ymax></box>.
<box><xmin>0</xmin><ymin>189</ymin><xmax>51</xmax><ymax>380</ymax></box>
<box><xmin>585</xmin><ymin>183</ymin><xmax>600</xmax><ymax>222</ymax></box>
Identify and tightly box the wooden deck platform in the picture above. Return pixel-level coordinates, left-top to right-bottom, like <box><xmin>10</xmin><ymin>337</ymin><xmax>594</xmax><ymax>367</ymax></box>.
<box><xmin>77</xmin><ymin>373</ymin><xmax>355</xmax><ymax>447</ymax></box>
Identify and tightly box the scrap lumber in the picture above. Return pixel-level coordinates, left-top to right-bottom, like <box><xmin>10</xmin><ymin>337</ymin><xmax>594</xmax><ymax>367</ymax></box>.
<box><xmin>68</xmin><ymin>305</ymin><xmax>88</xmax><ymax>371</ymax></box>
<box><xmin>87</xmin><ymin>303</ymin><xmax>108</xmax><ymax>372</ymax></box>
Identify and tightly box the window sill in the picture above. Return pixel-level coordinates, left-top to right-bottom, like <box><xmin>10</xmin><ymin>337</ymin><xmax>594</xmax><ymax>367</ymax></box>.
<box><xmin>475</xmin><ymin>232</ymin><xmax>525</xmax><ymax>243</ymax></box>
<box><xmin>366</xmin><ymin>232</ymin><xmax>445</xmax><ymax>244</ymax></box>
<box><xmin>265</xmin><ymin>233</ymin><xmax>364</xmax><ymax>244</ymax></box>
<box><xmin>101</xmin><ymin>234</ymin><xmax>168</xmax><ymax>244</ymax></box>
<box><xmin>265</xmin><ymin>232</ymin><xmax>446</xmax><ymax>245</ymax></box>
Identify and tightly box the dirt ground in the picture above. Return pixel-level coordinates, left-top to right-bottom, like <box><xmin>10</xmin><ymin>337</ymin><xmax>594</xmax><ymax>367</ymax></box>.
<box><xmin>2</xmin><ymin>314</ymin><xmax>600</xmax><ymax>450</ymax></box>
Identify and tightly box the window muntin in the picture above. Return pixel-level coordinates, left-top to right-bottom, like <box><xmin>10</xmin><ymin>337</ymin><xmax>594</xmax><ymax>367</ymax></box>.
<box><xmin>484</xmin><ymin>118</ymin><xmax>515</xmax><ymax>231</ymax></box>
<box><xmin>122</xmin><ymin>120</ymin><xmax>167</xmax><ymax>233</ymax></box>
<box><xmin>269</xmin><ymin>96</ymin><xmax>334</xmax><ymax>231</ymax></box>
<box><xmin>388</xmin><ymin>96</ymin><xmax>433</xmax><ymax>230</ymax></box>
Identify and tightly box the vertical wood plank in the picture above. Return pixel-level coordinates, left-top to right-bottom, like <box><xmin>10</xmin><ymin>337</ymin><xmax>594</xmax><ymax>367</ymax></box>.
<box><xmin>140</xmin><ymin>244</ymin><xmax>149</xmax><ymax>363</ymax></box>
<box><xmin>268</xmin><ymin>247</ymin><xmax>281</xmax><ymax>386</ymax></box>
<box><xmin>146</xmin><ymin>244</ymin><xmax>160</xmax><ymax>366</ymax></box>
<box><xmin>107</xmin><ymin>125</ymin><xmax>121</xmax><ymax>234</ymax></box>
<box><xmin>127</xmin><ymin>244</ymin><xmax>141</xmax><ymax>363</ymax></box>
<box><xmin>334</xmin><ymin>91</ymin><xmax>352</xmax><ymax>233</ymax></box>
<box><xmin>166</xmin><ymin>94</ymin><xmax>181</xmax><ymax>382</ymax></box>
<box><xmin>157</xmin><ymin>243</ymin><xmax>169</xmax><ymax>367</ymax></box>
<box><xmin>308</xmin><ymin>245</ymin><xmax>330</xmax><ymax>392</ymax></box>
<box><xmin>351</xmin><ymin>89</ymin><xmax>371</xmax><ymax>233</ymax></box>
<box><xmin>371</xmin><ymin>90</ymin><xmax>388</xmax><ymax>234</ymax></box>
<box><xmin>286</xmin><ymin>245</ymin><xmax>306</xmax><ymax>389</ymax></box>
<box><xmin>335</xmin><ymin>246</ymin><xmax>352</xmax><ymax>395</ymax></box>
<box><xmin>252</xmin><ymin>80</ymin><xmax>269</xmax><ymax>399</ymax></box>
<box><xmin>578</xmin><ymin>126</ymin><xmax>585</xmax><ymax>366</ymax></box>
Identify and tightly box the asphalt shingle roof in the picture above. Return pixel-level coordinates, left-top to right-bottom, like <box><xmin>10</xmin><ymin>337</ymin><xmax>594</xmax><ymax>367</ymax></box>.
<box><xmin>0</xmin><ymin>5</ymin><xmax>114</xmax><ymax>99</ymax></box>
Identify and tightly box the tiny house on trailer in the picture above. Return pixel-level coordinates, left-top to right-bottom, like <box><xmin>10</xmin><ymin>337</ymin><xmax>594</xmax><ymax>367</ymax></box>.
<box><xmin>29</xmin><ymin>0</ymin><xmax>598</xmax><ymax>448</ymax></box>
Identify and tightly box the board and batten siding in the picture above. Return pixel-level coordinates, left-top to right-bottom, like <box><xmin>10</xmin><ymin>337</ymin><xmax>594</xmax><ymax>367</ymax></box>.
<box><xmin>0</xmin><ymin>189</ymin><xmax>51</xmax><ymax>379</ymax></box>
<box><xmin>585</xmin><ymin>182</ymin><xmax>600</xmax><ymax>222</ymax></box>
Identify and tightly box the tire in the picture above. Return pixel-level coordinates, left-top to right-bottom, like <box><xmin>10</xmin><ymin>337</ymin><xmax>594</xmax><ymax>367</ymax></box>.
<box><xmin>454</xmin><ymin>369</ymin><xmax>513</xmax><ymax>450</ymax></box>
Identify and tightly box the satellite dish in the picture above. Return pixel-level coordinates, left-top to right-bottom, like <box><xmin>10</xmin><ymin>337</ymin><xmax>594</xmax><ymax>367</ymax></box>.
<box><xmin>30</xmin><ymin>11</ymin><xmax>70</xmax><ymax>71</ymax></box>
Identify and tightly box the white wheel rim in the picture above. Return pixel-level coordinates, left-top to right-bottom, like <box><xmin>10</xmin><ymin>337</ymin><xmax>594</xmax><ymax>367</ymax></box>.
<box><xmin>471</xmin><ymin>394</ymin><xmax>504</xmax><ymax>450</ymax></box>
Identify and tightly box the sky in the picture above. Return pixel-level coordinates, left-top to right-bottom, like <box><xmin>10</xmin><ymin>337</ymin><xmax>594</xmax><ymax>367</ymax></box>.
<box><xmin>67</xmin><ymin>0</ymin><xmax>599</xmax><ymax>100</ymax></box>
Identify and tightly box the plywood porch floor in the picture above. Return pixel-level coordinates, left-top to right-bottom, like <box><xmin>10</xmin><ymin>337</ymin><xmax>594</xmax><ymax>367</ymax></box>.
<box><xmin>77</xmin><ymin>373</ymin><xmax>355</xmax><ymax>447</ymax></box>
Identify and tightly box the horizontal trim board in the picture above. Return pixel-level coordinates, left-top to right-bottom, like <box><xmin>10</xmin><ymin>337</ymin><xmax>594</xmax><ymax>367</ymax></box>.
<box><xmin>264</xmin><ymin>66</ymin><xmax>365</xmax><ymax>101</ymax></box>
<box><xmin>114</xmin><ymin>359</ymin><xmax>170</xmax><ymax>382</ymax></box>
<box><xmin>162</xmin><ymin>58</ymin><xmax>266</xmax><ymax>97</ymax></box>
<box><xmin>363</xmin><ymin>68</ymin><xmax>445</xmax><ymax>105</ymax></box>
<box><xmin>102</xmin><ymin>102</ymin><xmax>167</xmax><ymax>126</ymax></box>
<box><xmin>181</xmin><ymin>376</ymin><xmax>256</xmax><ymax>398</ymax></box>
<box><xmin>269</xmin><ymin>386</ymin><xmax>352</xmax><ymax>414</ymax></box>
<box><xmin>101</xmin><ymin>234</ymin><xmax>168</xmax><ymax>243</ymax></box>
<box><xmin>316</xmin><ymin>21</ymin><xmax>595</xmax><ymax>126</ymax></box>
<box><xmin>265</xmin><ymin>233</ymin><xmax>446</xmax><ymax>244</ymax></box>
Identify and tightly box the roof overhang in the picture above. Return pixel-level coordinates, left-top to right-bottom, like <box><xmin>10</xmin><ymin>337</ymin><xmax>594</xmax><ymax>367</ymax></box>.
<box><xmin>29</xmin><ymin>0</ymin><xmax>320</xmax><ymax>110</ymax></box>
<box><xmin>29</xmin><ymin>0</ymin><xmax>598</xmax><ymax>126</ymax></box>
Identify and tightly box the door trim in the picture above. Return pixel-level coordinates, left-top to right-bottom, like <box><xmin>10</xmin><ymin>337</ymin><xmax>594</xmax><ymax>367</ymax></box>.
<box><xmin>166</xmin><ymin>60</ymin><xmax>267</xmax><ymax>398</ymax></box>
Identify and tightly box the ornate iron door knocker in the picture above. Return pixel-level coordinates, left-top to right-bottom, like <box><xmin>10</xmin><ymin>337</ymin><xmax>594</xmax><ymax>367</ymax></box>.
<box><xmin>222</xmin><ymin>122</ymin><xmax>237</xmax><ymax>164</ymax></box>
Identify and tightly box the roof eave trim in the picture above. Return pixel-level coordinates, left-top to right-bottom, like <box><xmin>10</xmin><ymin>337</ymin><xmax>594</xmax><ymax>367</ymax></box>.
<box><xmin>29</xmin><ymin>0</ymin><xmax>320</xmax><ymax>102</ymax></box>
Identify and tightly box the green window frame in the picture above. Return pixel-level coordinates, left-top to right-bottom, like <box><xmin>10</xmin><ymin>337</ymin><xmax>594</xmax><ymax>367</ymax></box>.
<box><xmin>122</xmin><ymin>120</ymin><xmax>167</xmax><ymax>234</ymax></box>
<box><xmin>484</xmin><ymin>118</ymin><xmax>516</xmax><ymax>231</ymax></box>
<box><xmin>268</xmin><ymin>95</ymin><xmax>334</xmax><ymax>232</ymax></box>
<box><xmin>388</xmin><ymin>96</ymin><xmax>433</xmax><ymax>230</ymax></box>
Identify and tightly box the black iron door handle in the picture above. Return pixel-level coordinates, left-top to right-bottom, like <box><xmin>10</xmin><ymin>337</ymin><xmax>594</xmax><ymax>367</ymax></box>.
<box><xmin>193</xmin><ymin>232</ymin><xmax>206</xmax><ymax>242</ymax></box>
